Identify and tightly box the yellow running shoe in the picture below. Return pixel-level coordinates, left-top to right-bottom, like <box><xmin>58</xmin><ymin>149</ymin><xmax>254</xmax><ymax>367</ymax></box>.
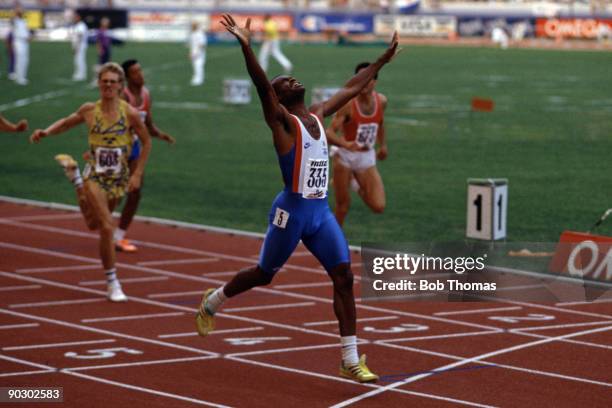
<box><xmin>54</xmin><ymin>154</ymin><xmax>78</xmax><ymax>182</ymax></box>
<box><xmin>340</xmin><ymin>354</ymin><xmax>379</xmax><ymax>383</ymax></box>
<box><xmin>195</xmin><ymin>288</ymin><xmax>216</xmax><ymax>337</ymax></box>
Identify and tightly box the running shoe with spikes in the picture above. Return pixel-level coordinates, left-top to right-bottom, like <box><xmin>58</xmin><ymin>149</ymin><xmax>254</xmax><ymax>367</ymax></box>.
<box><xmin>195</xmin><ymin>288</ymin><xmax>216</xmax><ymax>337</ymax></box>
<box><xmin>54</xmin><ymin>154</ymin><xmax>79</xmax><ymax>184</ymax></box>
<box><xmin>115</xmin><ymin>239</ymin><xmax>138</xmax><ymax>253</ymax></box>
<box><xmin>340</xmin><ymin>354</ymin><xmax>379</xmax><ymax>383</ymax></box>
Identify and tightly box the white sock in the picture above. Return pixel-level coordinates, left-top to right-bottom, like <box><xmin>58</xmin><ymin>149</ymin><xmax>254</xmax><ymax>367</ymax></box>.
<box><xmin>105</xmin><ymin>268</ymin><xmax>118</xmax><ymax>286</ymax></box>
<box><xmin>205</xmin><ymin>286</ymin><xmax>227</xmax><ymax>315</ymax></box>
<box><xmin>341</xmin><ymin>335</ymin><xmax>359</xmax><ymax>366</ymax></box>
<box><xmin>114</xmin><ymin>228</ymin><xmax>126</xmax><ymax>242</ymax></box>
<box><xmin>72</xmin><ymin>167</ymin><xmax>83</xmax><ymax>188</ymax></box>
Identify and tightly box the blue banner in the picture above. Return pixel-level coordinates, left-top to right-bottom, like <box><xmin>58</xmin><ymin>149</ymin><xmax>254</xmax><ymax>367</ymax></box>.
<box><xmin>295</xmin><ymin>13</ymin><xmax>374</xmax><ymax>34</ymax></box>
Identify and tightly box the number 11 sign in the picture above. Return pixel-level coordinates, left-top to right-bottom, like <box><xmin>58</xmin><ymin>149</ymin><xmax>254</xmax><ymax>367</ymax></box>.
<box><xmin>466</xmin><ymin>178</ymin><xmax>508</xmax><ymax>240</ymax></box>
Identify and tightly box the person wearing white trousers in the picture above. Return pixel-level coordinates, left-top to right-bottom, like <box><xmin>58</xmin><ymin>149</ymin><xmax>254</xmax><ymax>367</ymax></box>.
<box><xmin>258</xmin><ymin>14</ymin><xmax>292</xmax><ymax>74</ymax></box>
<box><xmin>12</xmin><ymin>9</ymin><xmax>30</xmax><ymax>86</ymax></box>
<box><xmin>71</xmin><ymin>13</ymin><xmax>88</xmax><ymax>81</ymax></box>
<box><xmin>189</xmin><ymin>22</ymin><xmax>207</xmax><ymax>86</ymax></box>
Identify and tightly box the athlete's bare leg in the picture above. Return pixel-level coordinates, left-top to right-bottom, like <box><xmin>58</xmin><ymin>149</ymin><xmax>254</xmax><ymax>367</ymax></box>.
<box><xmin>118</xmin><ymin>160</ymin><xmax>142</xmax><ymax>231</ymax></box>
<box><xmin>83</xmin><ymin>181</ymin><xmax>118</xmax><ymax>269</ymax></box>
<box><xmin>75</xmin><ymin>185</ymin><xmax>100</xmax><ymax>230</ymax></box>
<box><xmin>223</xmin><ymin>265</ymin><xmax>273</xmax><ymax>297</ymax></box>
<box><xmin>328</xmin><ymin>263</ymin><xmax>356</xmax><ymax>336</ymax></box>
<box><xmin>333</xmin><ymin>159</ymin><xmax>353</xmax><ymax>226</ymax></box>
<box><xmin>354</xmin><ymin>166</ymin><xmax>385</xmax><ymax>214</ymax></box>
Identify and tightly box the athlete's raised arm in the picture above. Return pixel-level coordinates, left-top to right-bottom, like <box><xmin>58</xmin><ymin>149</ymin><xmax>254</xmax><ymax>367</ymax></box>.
<box><xmin>312</xmin><ymin>32</ymin><xmax>399</xmax><ymax>119</ymax></box>
<box><xmin>29</xmin><ymin>103</ymin><xmax>93</xmax><ymax>143</ymax></box>
<box><xmin>220</xmin><ymin>14</ymin><xmax>291</xmax><ymax>134</ymax></box>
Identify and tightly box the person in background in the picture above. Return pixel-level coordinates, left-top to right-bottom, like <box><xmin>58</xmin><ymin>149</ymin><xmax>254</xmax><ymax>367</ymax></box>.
<box><xmin>12</xmin><ymin>7</ymin><xmax>31</xmax><ymax>85</ymax></box>
<box><xmin>71</xmin><ymin>11</ymin><xmax>88</xmax><ymax>81</ymax></box>
<box><xmin>258</xmin><ymin>14</ymin><xmax>292</xmax><ymax>74</ymax></box>
<box><xmin>92</xmin><ymin>17</ymin><xmax>112</xmax><ymax>85</ymax></box>
<box><xmin>113</xmin><ymin>58</ymin><xmax>176</xmax><ymax>252</ymax></box>
<box><xmin>189</xmin><ymin>21</ymin><xmax>207</xmax><ymax>86</ymax></box>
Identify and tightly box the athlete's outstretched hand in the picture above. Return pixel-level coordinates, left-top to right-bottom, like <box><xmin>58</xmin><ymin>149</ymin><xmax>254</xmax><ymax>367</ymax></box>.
<box><xmin>15</xmin><ymin>119</ymin><xmax>28</xmax><ymax>132</ymax></box>
<box><xmin>29</xmin><ymin>129</ymin><xmax>48</xmax><ymax>144</ymax></box>
<box><xmin>220</xmin><ymin>14</ymin><xmax>251</xmax><ymax>47</ymax></box>
<box><xmin>378</xmin><ymin>31</ymin><xmax>401</xmax><ymax>65</ymax></box>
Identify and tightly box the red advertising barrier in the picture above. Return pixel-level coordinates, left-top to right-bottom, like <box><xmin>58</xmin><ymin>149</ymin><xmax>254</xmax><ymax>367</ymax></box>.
<box><xmin>549</xmin><ymin>231</ymin><xmax>612</xmax><ymax>282</ymax></box>
<box><xmin>536</xmin><ymin>18</ymin><xmax>612</xmax><ymax>39</ymax></box>
<box><xmin>210</xmin><ymin>14</ymin><xmax>293</xmax><ymax>33</ymax></box>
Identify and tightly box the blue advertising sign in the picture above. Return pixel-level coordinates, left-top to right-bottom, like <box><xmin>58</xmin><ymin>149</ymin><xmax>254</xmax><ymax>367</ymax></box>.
<box><xmin>295</xmin><ymin>13</ymin><xmax>374</xmax><ymax>34</ymax></box>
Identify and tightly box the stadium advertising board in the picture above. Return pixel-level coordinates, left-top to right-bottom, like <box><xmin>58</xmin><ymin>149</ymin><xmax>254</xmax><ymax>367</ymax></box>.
<box><xmin>0</xmin><ymin>9</ymin><xmax>43</xmax><ymax>29</ymax></box>
<box><xmin>210</xmin><ymin>14</ymin><xmax>293</xmax><ymax>33</ymax></box>
<box><xmin>550</xmin><ymin>231</ymin><xmax>612</xmax><ymax>283</ymax></box>
<box><xmin>457</xmin><ymin>17</ymin><xmax>535</xmax><ymax>38</ymax></box>
<box><xmin>536</xmin><ymin>18</ymin><xmax>612</xmax><ymax>39</ymax></box>
<box><xmin>114</xmin><ymin>0</ymin><xmax>215</xmax><ymax>8</ymax></box>
<box><xmin>129</xmin><ymin>12</ymin><xmax>210</xmax><ymax>41</ymax></box>
<box><xmin>295</xmin><ymin>13</ymin><xmax>374</xmax><ymax>34</ymax></box>
<box><xmin>374</xmin><ymin>15</ymin><xmax>456</xmax><ymax>37</ymax></box>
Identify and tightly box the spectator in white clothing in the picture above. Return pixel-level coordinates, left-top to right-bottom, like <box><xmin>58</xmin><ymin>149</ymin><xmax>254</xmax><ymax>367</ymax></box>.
<box><xmin>189</xmin><ymin>21</ymin><xmax>207</xmax><ymax>86</ymax></box>
<box><xmin>71</xmin><ymin>12</ymin><xmax>88</xmax><ymax>81</ymax></box>
<box><xmin>12</xmin><ymin>8</ymin><xmax>31</xmax><ymax>85</ymax></box>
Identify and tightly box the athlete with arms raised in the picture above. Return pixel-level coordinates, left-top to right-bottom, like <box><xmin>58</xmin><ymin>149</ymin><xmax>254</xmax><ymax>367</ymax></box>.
<box><xmin>196</xmin><ymin>14</ymin><xmax>399</xmax><ymax>383</ymax></box>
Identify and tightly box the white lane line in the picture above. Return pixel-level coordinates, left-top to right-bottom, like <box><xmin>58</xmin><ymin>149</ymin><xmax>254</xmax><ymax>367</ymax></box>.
<box><xmin>138</xmin><ymin>258</ymin><xmax>219</xmax><ymax>267</ymax></box>
<box><xmin>304</xmin><ymin>316</ymin><xmax>398</xmax><ymax>327</ymax></box>
<box><xmin>434</xmin><ymin>306</ymin><xmax>523</xmax><ymax>316</ymax></box>
<box><xmin>376</xmin><ymin>340</ymin><xmax>612</xmax><ymax>388</ymax></box>
<box><xmin>0</xmin><ymin>307</ymin><xmax>217</xmax><ymax>357</ymax></box>
<box><xmin>158</xmin><ymin>326</ymin><xmax>264</xmax><ymax>339</ymax></box>
<box><xmin>227</xmin><ymin>343</ymin><xmax>341</xmax><ymax>358</ymax></box>
<box><xmin>332</xmin><ymin>324</ymin><xmax>612</xmax><ymax>407</ymax></box>
<box><xmin>227</xmin><ymin>355</ymin><xmax>494</xmax><ymax>408</ymax></box>
<box><xmin>64</xmin><ymin>355</ymin><xmax>217</xmax><ymax>372</ymax></box>
<box><xmin>382</xmin><ymin>330</ymin><xmax>501</xmax><ymax>343</ymax></box>
<box><xmin>511</xmin><ymin>320</ymin><xmax>612</xmax><ymax>332</ymax></box>
<box><xmin>10</xmin><ymin>298</ymin><xmax>106</xmax><ymax>309</ymax></box>
<box><xmin>3</xmin><ymin>339</ymin><xmax>116</xmax><ymax>351</ymax></box>
<box><xmin>5</xmin><ymin>213</ymin><xmax>82</xmax><ymax>222</ymax></box>
<box><xmin>223</xmin><ymin>302</ymin><xmax>316</xmax><ymax>313</ymax></box>
<box><xmin>0</xmin><ymin>353</ymin><xmax>56</xmax><ymax>371</ymax></box>
<box><xmin>148</xmin><ymin>290</ymin><xmax>203</xmax><ymax>299</ymax></box>
<box><xmin>61</xmin><ymin>370</ymin><xmax>231</xmax><ymax>408</ymax></box>
<box><xmin>0</xmin><ymin>284</ymin><xmax>42</xmax><ymax>292</ymax></box>
<box><xmin>515</xmin><ymin>331</ymin><xmax>612</xmax><ymax>350</ymax></box>
<box><xmin>16</xmin><ymin>264</ymin><xmax>99</xmax><ymax>274</ymax></box>
<box><xmin>0</xmin><ymin>89</ymin><xmax>71</xmax><ymax>111</ymax></box>
<box><xmin>0</xmin><ymin>369</ymin><xmax>55</xmax><ymax>378</ymax></box>
<box><xmin>556</xmin><ymin>297</ymin><xmax>612</xmax><ymax>306</ymax></box>
<box><xmin>82</xmin><ymin>312</ymin><xmax>185</xmax><ymax>323</ymax></box>
<box><xmin>274</xmin><ymin>281</ymin><xmax>332</xmax><ymax>289</ymax></box>
<box><xmin>203</xmin><ymin>271</ymin><xmax>239</xmax><ymax>277</ymax></box>
<box><xmin>79</xmin><ymin>276</ymin><xmax>168</xmax><ymax>286</ymax></box>
<box><xmin>0</xmin><ymin>323</ymin><xmax>39</xmax><ymax>330</ymax></box>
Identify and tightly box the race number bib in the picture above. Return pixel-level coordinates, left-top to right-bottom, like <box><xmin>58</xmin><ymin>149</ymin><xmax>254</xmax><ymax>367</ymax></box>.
<box><xmin>356</xmin><ymin>123</ymin><xmax>378</xmax><ymax>149</ymax></box>
<box><xmin>138</xmin><ymin>110</ymin><xmax>147</xmax><ymax>123</ymax></box>
<box><xmin>303</xmin><ymin>158</ymin><xmax>328</xmax><ymax>199</ymax></box>
<box><xmin>94</xmin><ymin>147</ymin><xmax>123</xmax><ymax>176</ymax></box>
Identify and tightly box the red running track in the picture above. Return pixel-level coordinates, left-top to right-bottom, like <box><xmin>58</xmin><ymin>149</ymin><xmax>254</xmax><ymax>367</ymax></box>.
<box><xmin>0</xmin><ymin>199</ymin><xmax>610</xmax><ymax>407</ymax></box>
